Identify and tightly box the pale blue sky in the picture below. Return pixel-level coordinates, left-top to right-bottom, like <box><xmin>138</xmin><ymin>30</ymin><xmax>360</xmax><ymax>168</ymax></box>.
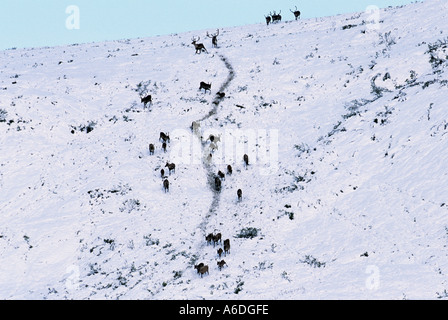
<box><xmin>0</xmin><ymin>0</ymin><xmax>419</xmax><ymax>50</ymax></box>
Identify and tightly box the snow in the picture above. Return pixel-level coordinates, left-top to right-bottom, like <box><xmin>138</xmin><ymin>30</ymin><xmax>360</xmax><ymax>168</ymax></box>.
<box><xmin>1</xmin><ymin>0</ymin><xmax>448</xmax><ymax>300</ymax></box>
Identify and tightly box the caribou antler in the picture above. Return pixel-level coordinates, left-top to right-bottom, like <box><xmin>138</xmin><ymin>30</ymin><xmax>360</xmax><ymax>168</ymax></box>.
<box><xmin>207</xmin><ymin>29</ymin><xmax>219</xmax><ymax>38</ymax></box>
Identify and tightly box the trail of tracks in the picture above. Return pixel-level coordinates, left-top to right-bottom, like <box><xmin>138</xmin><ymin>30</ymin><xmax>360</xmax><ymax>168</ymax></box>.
<box><xmin>194</xmin><ymin>54</ymin><xmax>235</xmax><ymax>238</ymax></box>
<box><xmin>152</xmin><ymin>54</ymin><xmax>235</xmax><ymax>295</ymax></box>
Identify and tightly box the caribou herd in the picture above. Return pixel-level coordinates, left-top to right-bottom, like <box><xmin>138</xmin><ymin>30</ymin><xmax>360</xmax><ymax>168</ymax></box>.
<box><xmin>187</xmin><ymin>6</ymin><xmax>302</xmax><ymax>55</ymax></box>
<box><xmin>148</xmin><ymin>128</ymin><xmax>248</xmax><ymax>197</ymax></box>
<box><xmin>139</xmin><ymin>4</ymin><xmax>302</xmax><ymax>278</ymax></box>
<box><xmin>148</xmin><ymin>127</ymin><xmax>247</xmax><ymax>276</ymax></box>
<box><xmin>195</xmin><ymin>233</ymin><xmax>231</xmax><ymax>276</ymax></box>
<box><xmin>265</xmin><ymin>6</ymin><xmax>301</xmax><ymax>25</ymax></box>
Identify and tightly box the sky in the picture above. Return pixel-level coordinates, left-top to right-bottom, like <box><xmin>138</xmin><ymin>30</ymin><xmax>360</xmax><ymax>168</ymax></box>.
<box><xmin>0</xmin><ymin>0</ymin><xmax>420</xmax><ymax>51</ymax></box>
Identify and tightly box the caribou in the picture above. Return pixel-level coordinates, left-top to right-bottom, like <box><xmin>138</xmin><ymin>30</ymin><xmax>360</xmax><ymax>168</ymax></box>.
<box><xmin>271</xmin><ymin>11</ymin><xmax>282</xmax><ymax>23</ymax></box>
<box><xmin>149</xmin><ymin>143</ymin><xmax>155</xmax><ymax>155</ymax></box>
<box><xmin>227</xmin><ymin>165</ymin><xmax>233</xmax><ymax>175</ymax></box>
<box><xmin>141</xmin><ymin>94</ymin><xmax>152</xmax><ymax>107</ymax></box>
<box><xmin>207</xmin><ymin>29</ymin><xmax>219</xmax><ymax>48</ymax></box>
<box><xmin>206</xmin><ymin>232</ymin><xmax>223</xmax><ymax>247</ymax></box>
<box><xmin>208</xmin><ymin>134</ymin><xmax>221</xmax><ymax>143</ymax></box>
<box><xmin>205</xmin><ymin>233</ymin><xmax>214</xmax><ymax>245</ymax></box>
<box><xmin>217</xmin><ymin>260</ymin><xmax>227</xmax><ymax>270</ymax></box>
<box><xmin>159</xmin><ymin>132</ymin><xmax>170</xmax><ymax>143</ymax></box>
<box><xmin>243</xmin><ymin>154</ymin><xmax>249</xmax><ymax>167</ymax></box>
<box><xmin>213</xmin><ymin>233</ymin><xmax>222</xmax><ymax>246</ymax></box>
<box><xmin>224</xmin><ymin>242</ymin><xmax>230</xmax><ymax>255</ymax></box>
<box><xmin>199</xmin><ymin>81</ymin><xmax>212</xmax><ymax>93</ymax></box>
<box><xmin>163</xmin><ymin>179</ymin><xmax>169</xmax><ymax>193</ymax></box>
<box><xmin>237</xmin><ymin>189</ymin><xmax>242</xmax><ymax>202</ymax></box>
<box><xmin>165</xmin><ymin>162</ymin><xmax>176</xmax><ymax>174</ymax></box>
<box><xmin>191</xmin><ymin>36</ymin><xmax>208</xmax><ymax>54</ymax></box>
<box><xmin>265</xmin><ymin>15</ymin><xmax>272</xmax><ymax>25</ymax></box>
<box><xmin>290</xmin><ymin>6</ymin><xmax>301</xmax><ymax>20</ymax></box>
<box><xmin>216</xmin><ymin>91</ymin><xmax>225</xmax><ymax>99</ymax></box>
<box><xmin>215</xmin><ymin>176</ymin><xmax>222</xmax><ymax>191</ymax></box>
<box><xmin>194</xmin><ymin>263</ymin><xmax>205</xmax><ymax>273</ymax></box>
<box><xmin>198</xmin><ymin>265</ymin><xmax>209</xmax><ymax>277</ymax></box>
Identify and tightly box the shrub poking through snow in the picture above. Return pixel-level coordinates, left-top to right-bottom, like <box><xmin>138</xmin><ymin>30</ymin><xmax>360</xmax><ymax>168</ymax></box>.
<box><xmin>236</xmin><ymin>227</ymin><xmax>259</xmax><ymax>239</ymax></box>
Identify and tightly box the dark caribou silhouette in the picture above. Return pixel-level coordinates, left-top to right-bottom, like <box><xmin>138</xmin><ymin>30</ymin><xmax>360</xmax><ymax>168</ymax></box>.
<box><xmin>141</xmin><ymin>94</ymin><xmax>152</xmax><ymax>107</ymax></box>
<box><xmin>290</xmin><ymin>6</ymin><xmax>301</xmax><ymax>20</ymax></box>
<box><xmin>159</xmin><ymin>132</ymin><xmax>170</xmax><ymax>143</ymax></box>
<box><xmin>199</xmin><ymin>81</ymin><xmax>212</xmax><ymax>93</ymax></box>
<box><xmin>265</xmin><ymin>15</ymin><xmax>272</xmax><ymax>25</ymax></box>
<box><xmin>163</xmin><ymin>179</ymin><xmax>169</xmax><ymax>193</ymax></box>
<box><xmin>207</xmin><ymin>29</ymin><xmax>219</xmax><ymax>48</ymax></box>
<box><xmin>165</xmin><ymin>162</ymin><xmax>176</xmax><ymax>174</ymax></box>
<box><xmin>198</xmin><ymin>265</ymin><xmax>209</xmax><ymax>277</ymax></box>
<box><xmin>243</xmin><ymin>154</ymin><xmax>249</xmax><ymax>167</ymax></box>
<box><xmin>191</xmin><ymin>36</ymin><xmax>208</xmax><ymax>54</ymax></box>
<box><xmin>217</xmin><ymin>260</ymin><xmax>227</xmax><ymax>270</ymax></box>
<box><xmin>271</xmin><ymin>11</ymin><xmax>282</xmax><ymax>23</ymax></box>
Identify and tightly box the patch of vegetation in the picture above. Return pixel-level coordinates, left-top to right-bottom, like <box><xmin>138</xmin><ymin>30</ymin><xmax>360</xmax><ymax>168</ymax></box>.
<box><xmin>342</xmin><ymin>98</ymin><xmax>371</xmax><ymax>120</ymax></box>
<box><xmin>277</xmin><ymin>206</ymin><xmax>295</xmax><ymax>220</ymax></box>
<box><xmin>0</xmin><ymin>109</ymin><xmax>7</xmax><ymax>122</ymax></box>
<box><xmin>436</xmin><ymin>289</ymin><xmax>448</xmax><ymax>299</ymax></box>
<box><xmin>23</xmin><ymin>235</ymin><xmax>32</xmax><ymax>249</ymax></box>
<box><xmin>143</xmin><ymin>234</ymin><xmax>159</xmax><ymax>246</ymax></box>
<box><xmin>103</xmin><ymin>238</ymin><xmax>115</xmax><ymax>250</ymax></box>
<box><xmin>327</xmin><ymin>121</ymin><xmax>347</xmax><ymax>138</ymax></box>
<box><xmin>234</xmin><ymin>280</ymin><xmax>244</xmax><ymax>294</ymax></box>
<box><xmin>376</xmin><ymin>31</ymin><xmax>396</xmax><ymax>58</ymax></box>
<box><xmin>71</xmin><ymin>121</ymin><xmax>97</xmax><ymax>134</ymax></box>
<box><xmin>373</xmin><ymin>105</ymin><xmax>394</xmax><ymax>126</ymax></box>
<box><xmin>236</xmin><ymin>227</ymin><xmax>259</xmax><ymax>239</ymax></box>
<box><xmin>87</xmin><ymin>184</ymin><xmax>132</xmax><ymax>207</ymax></box>
<box><xmin>119</xmin><ymin>199</ymin><xmax>141</xmax><ymax>213</ymax></box>
<box><xmin>173</xmin><ymin>271</ymin><xmax>182</xmax><ymax>280</ymax></box>
<box><xmin>371</xmin><ymin>73</ymin><xmax>392</xmax><ymax>99</ymax></box>
<box><xmin>300</xmin><ymin>255</ymin><xmax>326</xmax><ymax>268</ymax></box>
<box><xmin>294</xmin><ymin>143</ymin><xmax>312</xmax><ymax>157</ymax></box>
<box><xmin>426</xmin><ymin>37</ymin><xmax>448</xmax><ymax>71</ymax></box>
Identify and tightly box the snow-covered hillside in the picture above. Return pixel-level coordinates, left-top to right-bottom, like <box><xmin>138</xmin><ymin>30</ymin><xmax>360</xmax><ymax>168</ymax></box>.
<box><xmin>1</xmin><ymin>0</ymin><xmax>448</xmax><ymax>300</ymax></box>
